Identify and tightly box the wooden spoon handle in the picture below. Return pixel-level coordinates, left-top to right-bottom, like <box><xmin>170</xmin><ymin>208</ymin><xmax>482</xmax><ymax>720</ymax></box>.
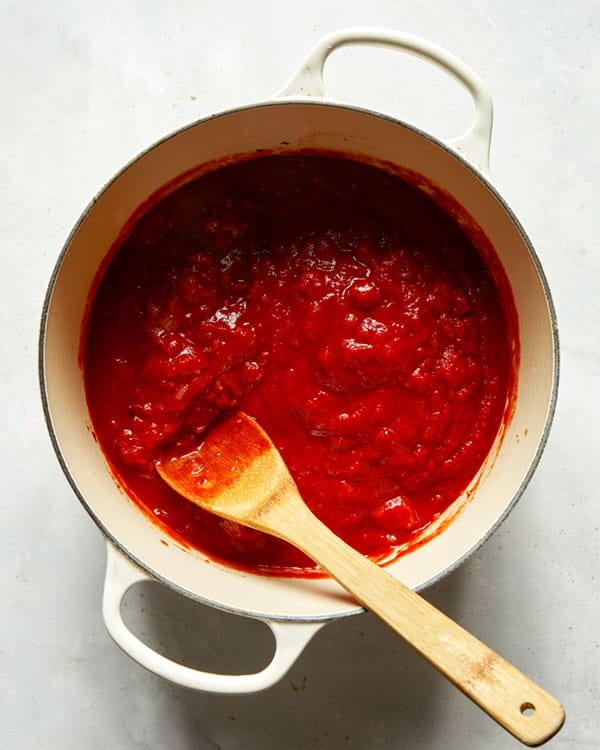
<box><xmin>272</xmin><ymin>494</ymin><xmax>565</xmax><ymax>747</ymax></box>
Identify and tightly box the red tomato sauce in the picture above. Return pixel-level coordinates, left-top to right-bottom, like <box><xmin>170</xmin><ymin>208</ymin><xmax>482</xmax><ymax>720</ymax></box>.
<box><xmin>83</xmin><ymin>153</ymin><xmax>518</xmax><ymax>575</ymax></box>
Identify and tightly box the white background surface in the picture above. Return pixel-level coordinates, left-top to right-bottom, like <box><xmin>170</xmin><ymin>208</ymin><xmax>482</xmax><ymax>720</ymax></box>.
<box><xmin>2</xmin><ymin>1</ymin><xmax>598</xmax><ymax>748</ymax></box>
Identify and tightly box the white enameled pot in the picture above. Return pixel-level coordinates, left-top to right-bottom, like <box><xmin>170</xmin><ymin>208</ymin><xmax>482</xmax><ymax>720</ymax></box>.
<box><xmin>39</xmin><ymin>28</ymin><xmax>558</xmax><ymax>693</ymax></box>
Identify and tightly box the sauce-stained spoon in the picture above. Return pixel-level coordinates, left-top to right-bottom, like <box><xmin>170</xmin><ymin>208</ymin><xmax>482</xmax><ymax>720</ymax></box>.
<box><xmin>156</xmin><ymin>412</ymin><xmax>564</xmax><ymax>747</ymax></box>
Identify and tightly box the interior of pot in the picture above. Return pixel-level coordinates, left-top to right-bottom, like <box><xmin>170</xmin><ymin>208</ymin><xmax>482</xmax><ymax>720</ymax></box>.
<box><xmin>40</xmin><ymin>102</ymin><xmax>557</xmax><ymax>621</ymax></box>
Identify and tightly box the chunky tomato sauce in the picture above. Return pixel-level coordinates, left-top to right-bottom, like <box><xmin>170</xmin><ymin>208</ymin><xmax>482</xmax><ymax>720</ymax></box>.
<box><xmin>84</xmin><ymin>154</ymin><xmax>517</xmax><ymax>575</ymax></box>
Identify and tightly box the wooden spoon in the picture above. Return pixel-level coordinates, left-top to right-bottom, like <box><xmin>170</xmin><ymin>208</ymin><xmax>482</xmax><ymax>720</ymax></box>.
<box><xmin>156</xmin><ymin>412</ymin><xmax>565</xmax><ymax>746</ymax></box>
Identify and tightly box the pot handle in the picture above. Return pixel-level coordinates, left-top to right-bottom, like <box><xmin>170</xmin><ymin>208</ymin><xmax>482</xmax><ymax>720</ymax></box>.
<box><xmin>277</xmin><ymin>27</ymin><xmax>493</xmax><ymax>174</ymax></box>
<box><xmin>102</xmin><ymin>542</ymin><xmax>324</xmax><ymax>693</ymax></box>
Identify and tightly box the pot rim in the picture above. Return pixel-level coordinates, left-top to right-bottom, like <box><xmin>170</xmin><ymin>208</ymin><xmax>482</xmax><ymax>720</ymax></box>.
<box><xmin>38</xmin><ymin>97</ymin><xmax>559</xmax><ymax>622</ymax></box>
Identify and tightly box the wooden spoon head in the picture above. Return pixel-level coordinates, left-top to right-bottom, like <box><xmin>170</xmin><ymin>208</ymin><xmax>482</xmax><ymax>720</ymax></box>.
<box><xmin>156</xmin><ymin>412</ymin><xmax>300</xmax><ymax>535</ymax></box>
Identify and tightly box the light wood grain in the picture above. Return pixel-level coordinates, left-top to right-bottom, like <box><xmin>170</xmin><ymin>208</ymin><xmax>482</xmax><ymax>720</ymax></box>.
<box><xmin>157</xmin><ymin>413</ymin><xmax>565</xmax><ymax>746</ymax></box>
